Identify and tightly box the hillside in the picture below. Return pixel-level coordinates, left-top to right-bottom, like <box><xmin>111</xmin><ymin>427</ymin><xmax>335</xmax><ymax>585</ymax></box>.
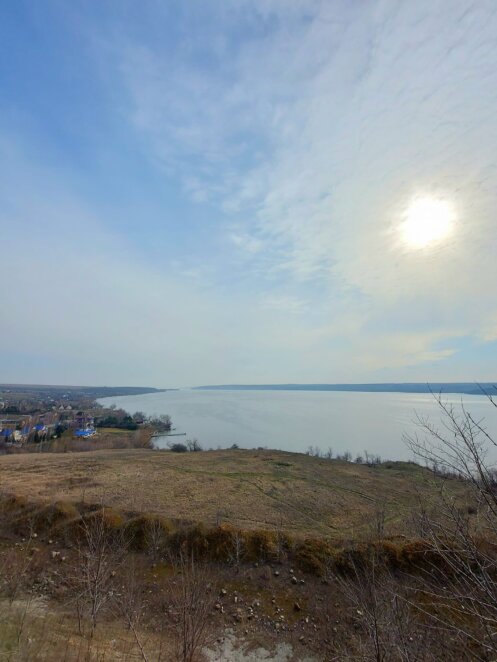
<box><xmin>0</xmin><ymin>448</ymin><xmax>466</xmax><ymax>539</ymax></box>
<box><xmin>0</xmin><ymin>447</ymin><xmax>487</xmax><ymax>661</ymax></box>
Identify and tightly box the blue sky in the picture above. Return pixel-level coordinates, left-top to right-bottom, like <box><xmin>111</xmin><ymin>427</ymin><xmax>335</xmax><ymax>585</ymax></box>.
<box><xmin>1</xmin><ymin>0</ymin><xmax>497</xmax><ymax>387</ymax></box>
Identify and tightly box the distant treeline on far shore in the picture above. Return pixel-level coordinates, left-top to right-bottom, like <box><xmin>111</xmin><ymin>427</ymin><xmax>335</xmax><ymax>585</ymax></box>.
<box><xmin>194</xmin><ymin>382</ymin><xmax>497</xmax><ymax>396</ymax></box>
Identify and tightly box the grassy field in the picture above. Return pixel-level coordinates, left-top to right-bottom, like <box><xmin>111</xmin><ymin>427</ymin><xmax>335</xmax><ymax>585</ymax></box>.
<box><xmin>0</xmin><ymin>448</ymin><xmax>467</xmax><ymax>539</ymax></box>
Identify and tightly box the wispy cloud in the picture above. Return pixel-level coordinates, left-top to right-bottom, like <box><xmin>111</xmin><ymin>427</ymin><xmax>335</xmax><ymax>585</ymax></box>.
<box><xmin>110</xmin><ymin>1</ymin><xmax>497</xmax><ymax>370</ymax></box>
<box><xmin>2</xmin><ymin>0</ymin><xmax>497</xmax><ymax>384</ymax></box>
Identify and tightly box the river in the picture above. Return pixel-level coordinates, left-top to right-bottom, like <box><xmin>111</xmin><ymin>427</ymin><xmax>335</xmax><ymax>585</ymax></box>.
<box><xmin>98</xmin><ymin>389</ymin><xmax>497</xmax><ymax>462</ymax></box>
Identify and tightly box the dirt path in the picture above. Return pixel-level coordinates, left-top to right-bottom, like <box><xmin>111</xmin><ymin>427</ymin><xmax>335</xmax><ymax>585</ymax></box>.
<box><xmin>204</xmin><ymin>632</ymin><xmax>317</xmax><ymax>661</ymax></box>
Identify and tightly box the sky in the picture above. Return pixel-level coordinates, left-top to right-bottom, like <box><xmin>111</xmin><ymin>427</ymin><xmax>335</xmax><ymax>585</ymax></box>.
<box><xmin>1</xmin><ymin>0</ymin><xmax>497</xmax><ymax>388</ymax></box>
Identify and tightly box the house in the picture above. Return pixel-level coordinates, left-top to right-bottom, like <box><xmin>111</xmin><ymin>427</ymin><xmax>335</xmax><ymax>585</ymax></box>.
<box><xmin>74</xmin><ymin>428</ymin><xmax>96</xmax><ymax>438</ymax></box>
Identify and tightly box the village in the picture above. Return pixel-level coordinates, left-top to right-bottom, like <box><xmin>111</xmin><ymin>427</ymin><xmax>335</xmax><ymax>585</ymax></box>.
<box><xmin>0</xmin><ymin>384</ymin><xmax>167</xmax><ymax>449</ymax></box>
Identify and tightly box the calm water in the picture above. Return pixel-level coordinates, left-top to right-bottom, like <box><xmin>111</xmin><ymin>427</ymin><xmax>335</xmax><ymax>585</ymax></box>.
<box><xmin>98</xmin><ymin>389</ymin><xmax>497</xmax><ymax>461</ymax></box>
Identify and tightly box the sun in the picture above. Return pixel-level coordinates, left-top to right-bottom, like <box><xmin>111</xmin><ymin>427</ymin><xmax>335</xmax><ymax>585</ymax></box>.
<box><xmin>401</xmin><ymin>196</ymin><xmax>454</xmax><ymax>249</ymax></box>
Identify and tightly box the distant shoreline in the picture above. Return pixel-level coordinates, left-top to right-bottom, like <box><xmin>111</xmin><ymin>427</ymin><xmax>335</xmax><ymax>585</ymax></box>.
<box><xmin>194</xmin><ymin>382</ymin><xmax>496</xmax><ymax>396</ymax></box>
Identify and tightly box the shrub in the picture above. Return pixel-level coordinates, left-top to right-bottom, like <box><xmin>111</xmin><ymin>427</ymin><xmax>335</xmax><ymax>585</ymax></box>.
<box><xmin>294</xmin><ymin>538</ymin><xmax>332</xmax><ymax>575</ymax></box>
<box><xmin>83</xmin><ymin>507</ymin><xmax>125</xmax><ymax>533</ymax></box>
<box><xmin>244</xmin><ymin>529</ymin><xmax>278</xmax><ymax>562</ymax></box>
<box><xmin>169</xmin><ymin>443</ymin><xmax>188</xmax><ymax>453</ymax></box>
<box><xmin>125</xmin><ymin>514</ymin><xmax>173</xmax><ymax>552</ymax></box>
<box><xmin>170</xmin><ymin>523</ymin><xmax>211</xmax><ymax>559</ymax></box>
<box><xmin>205</xmin><ymin>525</ymin><xmax>237</xmax><ymax>562</ymax></box>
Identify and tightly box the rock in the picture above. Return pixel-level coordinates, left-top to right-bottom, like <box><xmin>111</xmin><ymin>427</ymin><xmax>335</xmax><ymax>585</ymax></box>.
<box><xmin>299</xmin><ymin>635</ymin><xmax>305</xmax><ymax>642</ymax></box>
<box><xmin>274</xmin><ymin>570</ymin><xmax>280</xmax><ymax>577</ymax></box>
<box><xmin>291</xmin><ymin>576</ymin><xmax>298</xmax><ymax>584</ymax></box>
<box><xmin>300</xmin><ymin>579</ymin><xmax>305</xmax><ymax>584</ymax></box>
<box><xmin>214</xmin><ymin>603</ymin><xmax>222</xmax><ymax>611</ymax></box>
<box><xmin>294</xmin><ymin>602</ymin><xmax>302</xmax><ymax>611</ymax></box>
<box><xmin>51</xmin><ymin>551</ymin><xmax>60</xmax><ymax>559</ymax></box>
<box><xmin>220</xmin><ymin>588</ymin><xmax>228</xmax><ymax>596</ymax></box>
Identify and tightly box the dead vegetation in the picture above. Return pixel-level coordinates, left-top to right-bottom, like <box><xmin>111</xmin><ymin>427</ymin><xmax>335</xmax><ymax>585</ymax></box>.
<box><xmin>2</xmin><ymin>395</ymin><xmax>497</xmax><ymax>659</ymax></box>
<box><xmin>0</xmin><ymin>447</ymin><xmax>471</xmax><ymax>538</ymax></box>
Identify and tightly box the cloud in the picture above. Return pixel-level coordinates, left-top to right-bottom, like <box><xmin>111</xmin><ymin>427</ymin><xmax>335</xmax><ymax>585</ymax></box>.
<box><xmin>3</xmin><ymin>1</ymin><xmax>497</xmax><ymax>384</ymax></box>
<box><xmin>259</xmin><ymin>295</ymin><xmax>307</xmax><ymax>315</ymax></box>
<box><xmin>110</xmin><ymin>0</ymin><xmax>497</xmax><ymax>374</ymax></box>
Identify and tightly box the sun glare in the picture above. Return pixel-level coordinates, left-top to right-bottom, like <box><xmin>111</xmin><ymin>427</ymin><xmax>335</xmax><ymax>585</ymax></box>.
<box><xmin>401</xmin><ymin>197</ymin><xmax>454</xmax><ymax>249</ymax></box>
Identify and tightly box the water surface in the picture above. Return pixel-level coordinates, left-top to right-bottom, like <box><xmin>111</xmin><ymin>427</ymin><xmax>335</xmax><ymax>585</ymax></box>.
<box><xmin>99</xmin><ymin>389</ymin><xmax>497</xmax><ymax>461</ymax></box>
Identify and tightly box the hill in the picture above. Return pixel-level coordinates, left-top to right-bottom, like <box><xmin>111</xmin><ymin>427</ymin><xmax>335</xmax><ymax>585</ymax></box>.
<box><xmin>0</xmin><ymin>448</ymin><xmax>466</xmax><ymax>539</ymax></box>
<box><xmin>195</xmin><ymin>382</ymin><xmax>496</xmax><ymax>396</ymax></box>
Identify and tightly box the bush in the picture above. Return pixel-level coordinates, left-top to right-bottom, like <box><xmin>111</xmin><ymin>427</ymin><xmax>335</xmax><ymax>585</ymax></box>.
<box><xmin>169</xmin><ymin>443</ymin><xmax>188</xmax><ymax>453</ymax></box>
<box><xmin>205</xmin><ymin>525</ymin><xmax>237</xmax><ymax>561</ymax></box>
<box><xmin>244</xmin><ymin>529</ymin><xmax>278</xmax><ymax>562</ymax></box>
<box><xmin>294</xmin><ymin>538</ymin><xmax>332</xmax><ymax>575</ymax></box>
<box><xmin>125</xmin><ymin>514</ymin><xmax>173</xmax><ymax>552</ymax></box>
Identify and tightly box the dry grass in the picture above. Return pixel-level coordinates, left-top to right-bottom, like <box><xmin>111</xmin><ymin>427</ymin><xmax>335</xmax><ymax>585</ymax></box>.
<box><xmin>0</xmin><ymin>448</ymin><xmax>469</xmax><ymax>540</ymax></box>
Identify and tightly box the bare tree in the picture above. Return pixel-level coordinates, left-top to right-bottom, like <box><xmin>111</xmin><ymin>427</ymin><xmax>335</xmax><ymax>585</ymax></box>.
<box><xmin>403</xmin><ymin>388</ymin><xmax>497</xmax><ymax>659</ymax></box>
<box><xmin>186</xmin><ymin>438</ymin><xmax>203</xmax><ymax>452</ymax></box>
<box><xmin>228</xmin><ymin>529</ymin><xmax>245</xmax><ymax>569</ymax></box>
<box><xmin>145</xmin><ymin>517</ymin><xmax>168</xmax><ymax>561</ymax></box>
<box><xmin>118</xmin><ymin>557</ymin><xmax>150</xmax><ymax>661</ymax></box>
<box><xmin>169</xmin><ymin>550</ymin><xmax>215</xmax><ymax>662</ymax></box>
<box><xmin>71</xmin><ymin>508</ymin><xmax>127</xmax><ymax>637</ymax></box>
